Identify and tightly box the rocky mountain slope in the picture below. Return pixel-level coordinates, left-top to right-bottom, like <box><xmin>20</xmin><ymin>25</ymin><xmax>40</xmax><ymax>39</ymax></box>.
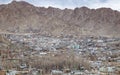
<box><xmin>0</xmin><ymin>1</ymin><xmax>120</xmax><ymax>37</ymax></box>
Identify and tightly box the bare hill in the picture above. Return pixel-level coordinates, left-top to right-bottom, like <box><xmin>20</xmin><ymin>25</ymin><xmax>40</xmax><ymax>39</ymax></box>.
<box><xmin>0</xmin><ymin>1</ymin><xmax>120</xmax><ymax>37</ymax></box>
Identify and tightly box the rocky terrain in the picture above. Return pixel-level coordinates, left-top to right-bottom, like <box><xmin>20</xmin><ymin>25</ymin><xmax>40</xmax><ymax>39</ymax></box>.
<box><xmin>0</xmin><ymin>1</ymin><xmax>120</xmax><ymax>37</ymax></box>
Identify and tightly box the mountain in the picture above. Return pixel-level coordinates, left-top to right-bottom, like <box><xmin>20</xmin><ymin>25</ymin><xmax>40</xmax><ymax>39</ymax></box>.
<box><xmin>0</xmin><ymin>1</ymin><xmax>120</xmax><ymax>37</ymax></box>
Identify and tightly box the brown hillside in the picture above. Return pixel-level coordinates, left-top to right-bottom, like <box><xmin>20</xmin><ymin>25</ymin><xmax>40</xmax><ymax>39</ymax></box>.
<box><xmin>0</xmin><ymin>1</ymin><xmax>120</xmax><ymax>37</ymax></box>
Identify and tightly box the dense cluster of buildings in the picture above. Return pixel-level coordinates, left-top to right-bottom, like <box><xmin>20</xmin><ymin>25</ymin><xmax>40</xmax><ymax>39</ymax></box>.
<box><xmin>0</xmin><ymin>34</ymin><xmax>119</xmax><ymax>75</ymax></box>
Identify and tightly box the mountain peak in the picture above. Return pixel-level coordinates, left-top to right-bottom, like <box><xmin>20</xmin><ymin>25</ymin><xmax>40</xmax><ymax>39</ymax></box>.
<box><xmin>10</xmin><ymin>0</ymin><xmax>33</xmax><ymax>6</ymax></box>
<box><xmin>11</xmin><ymin>0</ymin><xmax>17</xmax><ymax>3</ymax></box>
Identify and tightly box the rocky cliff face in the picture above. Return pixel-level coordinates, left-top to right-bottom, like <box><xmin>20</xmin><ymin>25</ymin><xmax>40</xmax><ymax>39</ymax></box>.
<box><xmin>0</xmin><ymin>1</ymin><xmax>120</xmax><ymax>37</ymax></box>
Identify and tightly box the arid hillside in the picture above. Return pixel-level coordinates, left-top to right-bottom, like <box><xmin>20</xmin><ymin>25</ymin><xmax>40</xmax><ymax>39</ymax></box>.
<box><xmin>0</xmin><ymin>1</ymin><xmax>120</xmax><ymax>37</ymax></box>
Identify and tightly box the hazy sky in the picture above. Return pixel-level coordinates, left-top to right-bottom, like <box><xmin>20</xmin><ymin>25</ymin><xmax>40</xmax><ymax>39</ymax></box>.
<box><xmin>0</xmin><ymin>0</ymin><xmax>120</xmax><ymax>10</ymax></box>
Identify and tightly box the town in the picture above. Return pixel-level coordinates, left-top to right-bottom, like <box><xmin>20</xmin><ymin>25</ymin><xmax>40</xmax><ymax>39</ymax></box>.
<box><xmin>0</xmin><ymin>34</ymin><xmax>119</xmax><ymax>75</ymax></box>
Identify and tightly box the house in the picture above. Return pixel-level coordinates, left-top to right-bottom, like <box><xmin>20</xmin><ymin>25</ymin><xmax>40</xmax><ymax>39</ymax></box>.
<box><xmin>71</xmin><ymin>70</ymin><xmax>84</xmax><ymax>75</ymax></box>
<box><xmin>51</xmin><ymin>70</ymin><xmax>63</xmax><ymax>75</ymax></box>
<box><xmin>99</xmin><ymin>66</ymin><xmax>116</xmax><ymax>73</ymax></box>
